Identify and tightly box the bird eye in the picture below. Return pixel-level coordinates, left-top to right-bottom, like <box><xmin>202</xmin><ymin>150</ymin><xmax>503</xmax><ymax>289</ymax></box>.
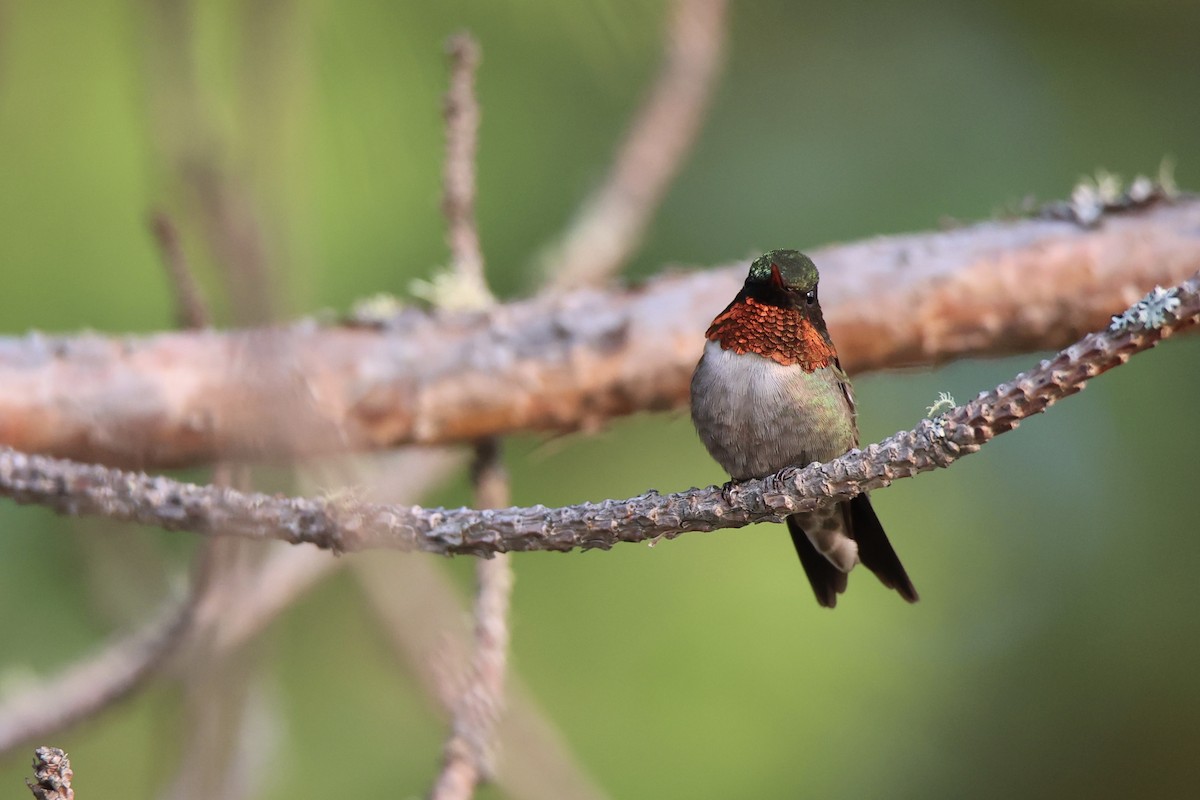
<box><xmin>805</xmin><ymin>290</ymin><xmax>817</xmax><ymax>305</ymax></box>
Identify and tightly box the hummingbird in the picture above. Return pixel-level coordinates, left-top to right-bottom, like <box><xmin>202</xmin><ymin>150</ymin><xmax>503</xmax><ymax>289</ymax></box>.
<box><xmin>689</xmin><ymin>250</ymin><xmax>917</xmax><ymax>608</ymax></box>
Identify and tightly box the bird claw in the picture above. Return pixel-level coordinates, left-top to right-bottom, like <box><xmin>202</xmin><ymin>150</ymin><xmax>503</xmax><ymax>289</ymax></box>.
<box><xmin>720</xmin><ymin>480</ymin><xmax>739</xmax><ymax>506</ymax></box>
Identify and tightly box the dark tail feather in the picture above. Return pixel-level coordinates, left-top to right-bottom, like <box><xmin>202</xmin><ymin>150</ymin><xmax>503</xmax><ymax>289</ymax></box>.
<box><xmin>848</xmin><ymin>494</ymin><xmax>918</xmax><ymax>603</ymax></box>
<box><xmin>787</xmin><ymin>515</ymin><xmax>848</xmax><ymax>609</ymax></box>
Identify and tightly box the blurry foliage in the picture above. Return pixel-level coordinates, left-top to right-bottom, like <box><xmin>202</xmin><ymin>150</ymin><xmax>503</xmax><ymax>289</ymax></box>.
<box><xmin>1</xmin><ymin>1</ymin><xmax>1199</xmax><ymax>798</ymax></box>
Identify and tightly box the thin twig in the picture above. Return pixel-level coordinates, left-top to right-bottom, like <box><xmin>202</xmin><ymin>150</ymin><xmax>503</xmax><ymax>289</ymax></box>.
<box><xmin>160</xmin><ymin>543</ymin><xmax>263</xmax><ymax>800</ymax></box>
<box><xmin>541</xmin><ymin>0</ymin><xmax>728</xmax><ymax>288</ymax></box>
<box><xmin>431</xmin><ymin>33</ymin><xmax>514</xmax><ymax>800</ymax></box>
<box><xmin>154</xmin><ymin>213</ymin><xmax>239</xmax><ymax>800</ymax></box>
<box><xmin>182</xmin><ymin>161</ymin><xmax>276</xmax><ymax>325</ymax></box>
<box><xmin>1</xmin><ymin>271</ymin><xmax>1196</xmax><ymax>555</ymax></box>
<box><xmin>156</xmin><ymin>176</ymin><xmax>279</xmax><ymax>800</ymax></box>
<box><xmin>441</xmin><ymin>33</ymin><xmax>490</xmax><ymax>305</ymax></box>
<box><xmin>431</xmin><ymin>556</ymin><xmax>512</xmax><ymax>797</ymax></box>
<box><xmin>431</xmin><ymin>442</ymin><xmax>514</xmax><ymax>800</ymax></box>
<box><xmin>159</xmin><ymin>630</ymin><xmax>271</xmax><ymax>800</ymax></box>
<box><xmin>2</xmin><ymin>197</ymin><xmax>1196</xmax><ymax>469</ymax></box>
<box><xmin>149</xmin><ymin>212</ymin><xmax>212</xmax><ymax>329</ymax></box>
<box><xmin>357</xmin><ymin>556</ymin><xmax>610</xmax><ymax>800</ymax></box>
<box><xmin>0</xmin><ymin>550</ymin><xmax>214</xmax><ymax>757</ymax></box>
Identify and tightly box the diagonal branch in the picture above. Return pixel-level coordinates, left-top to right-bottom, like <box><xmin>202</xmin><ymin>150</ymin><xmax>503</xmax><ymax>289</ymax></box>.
<box><xmin>150</xmin><ymin>212</ymin><xmax>212</xmax><ymax>329</ymax></box>
<box><xmin>357</xmin><ymin>555</ymin><xmax>610</xmax><ymax>800</ymax></box>
<box><xmin>1</xmin><ymin>271</ymin><xmax>1195</xmax><ymax>555</ymax></box>
<box><xmin>540</xmin><ymin>0</ymin><xmax>728</xmax><ymax>288</ymax></box>
<box><xmin>0</xmin><ymin>563</ymin><xmax>206</xmax><ymax>757</ymax></box>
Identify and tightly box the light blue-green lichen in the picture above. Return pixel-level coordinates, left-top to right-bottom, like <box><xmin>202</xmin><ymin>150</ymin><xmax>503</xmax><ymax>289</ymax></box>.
<box><xmin>925</xmin><ymin>391</ymin><xmax>956</xmax><ymax>417</ymax></box>
<box><xmin>1108</xmin><ymin>285</ymin><xmax>1182</xmax><ymax>332</ymax></box>
<box><xmin>1066</xmin><ymin>161</ymin><xmax>1178</xmax><ymax>226</ymax></box>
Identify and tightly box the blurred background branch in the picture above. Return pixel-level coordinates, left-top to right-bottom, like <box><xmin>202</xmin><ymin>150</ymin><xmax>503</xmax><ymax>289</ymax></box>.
<box><xmin>539</xmin><ymin>0</ymin><xmax>728</xmax><ymax>289</ymax></box>
<box><xmin>0</xmin><ymin>567</ymin><xmax>205</xmax><ymax>758</ymax></box>
<box><xmin>149</xmin><ymin>209</ymin><xmax>267</xmax><ymax>800</ymax></box>
<box><xmin>355</xmin><ymin>552</ymin><xmax>609</xmax><ymax>800</ymax></box>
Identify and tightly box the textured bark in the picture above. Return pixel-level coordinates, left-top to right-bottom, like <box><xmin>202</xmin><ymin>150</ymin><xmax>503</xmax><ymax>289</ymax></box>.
<box><xmin>1</xmin><ymin>267</ymin><xmax>1195</xmax><ymax>555</ymax></box>
<box><xmin>25</xmin><ymin>747</ymin><xmax>74</xmax><ymax>800</ymax></box>
<box><xmin>0</xmin><ymin>199</ymin><xmax>1196</xmax><ymax>470</ymax></box>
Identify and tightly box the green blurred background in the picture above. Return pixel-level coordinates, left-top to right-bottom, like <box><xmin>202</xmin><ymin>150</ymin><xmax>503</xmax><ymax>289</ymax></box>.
<box><xmin>2</xmin><ymin>1</ymin><xmax>1199</xmax><ymax>797</ymax></box>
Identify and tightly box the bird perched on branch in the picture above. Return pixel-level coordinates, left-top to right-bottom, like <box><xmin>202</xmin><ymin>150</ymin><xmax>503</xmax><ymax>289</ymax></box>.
<box><xmin>690</xmin><ymin>250</ymin><xmax>917</xmax><ymax>608</ymax></box>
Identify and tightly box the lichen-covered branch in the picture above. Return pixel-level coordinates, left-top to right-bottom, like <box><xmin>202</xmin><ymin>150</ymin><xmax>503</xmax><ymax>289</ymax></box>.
<box><xmin>0</xmin><ymin>198</ymin><xmax>1195</xmax><ymax>471</ymax></box>
<box><xmin>2</xmin><ymin>271</ymin><xmax>1195</xmax><ymax>554</ymax></box>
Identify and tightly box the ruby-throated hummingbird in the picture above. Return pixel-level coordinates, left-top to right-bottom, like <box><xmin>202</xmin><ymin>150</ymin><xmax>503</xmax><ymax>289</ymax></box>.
<box><xmin>690</xmin><ymin>250</ymin><xmax>917</xmax><ymax>608</ymax></box>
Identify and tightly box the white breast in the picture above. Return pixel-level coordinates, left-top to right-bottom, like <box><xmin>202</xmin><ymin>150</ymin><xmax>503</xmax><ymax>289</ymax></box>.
<box><xmin>689</xmin><ymin>340</ymin><xmax>856</xmax><ymax>480</ymax></box>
